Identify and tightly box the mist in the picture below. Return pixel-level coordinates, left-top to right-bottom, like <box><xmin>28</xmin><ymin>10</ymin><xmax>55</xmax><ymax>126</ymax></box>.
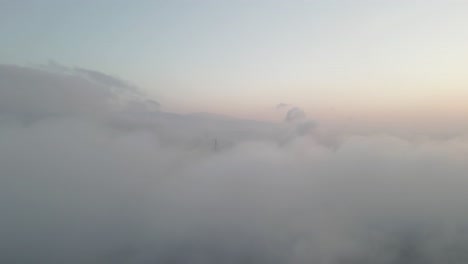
<box><xmin>1</xmin><ymin>64</ymin><xmax>468</xmax><ymax>263</ymax></box>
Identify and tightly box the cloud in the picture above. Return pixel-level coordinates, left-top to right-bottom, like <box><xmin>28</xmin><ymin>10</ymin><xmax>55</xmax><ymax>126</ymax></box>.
<box><xmin>295</xmin><ymin>120</ymin><xmax>317</xmax><ymax>136</ymax></box>
<box><xmin>1</xmin><ymin>64</ymin><xmax>468</xmax><ymax>263</ymax></box>
<box><xmin>73</xmin><ymin>67</ymin><xmax>139</xmax><ymax>93</ymax></box>
<box><xmin>0</xmin><ymin>64</ymin><xmax>160</xmax><ymax>121</ymax></box>
<box><xmin>125</xmin><ymin>99</ymin><xmax>160</xmax><ymax>113</ymax></box>
<box><xmin>284</xmin><ymin>107</ymin><xmax>306</xmax><ymax>123</ymax></box>
<box><xmin>0</xmin><ymin>64</ymin><xmax>113</xmax><ymax>118</ymax></box>
<box><xmin>276</xmin><ymin>103</ymin><xmax>289</xmax><ymax>109</ymax></box>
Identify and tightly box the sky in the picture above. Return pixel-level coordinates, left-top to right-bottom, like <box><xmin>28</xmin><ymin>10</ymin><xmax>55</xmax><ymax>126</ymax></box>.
<box><xmin>2</xmin><ymin>0</ymin><xmax>468</xmax><ymax>122</ymax></box>
<box><xmin>3</xmin><ymin>2</ymin><xmax>468</xmax><ymax>262</ymax></box>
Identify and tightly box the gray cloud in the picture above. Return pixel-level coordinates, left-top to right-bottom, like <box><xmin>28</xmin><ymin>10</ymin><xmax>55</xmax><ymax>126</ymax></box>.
<box><xmin>74</xmin><ymin>67</ymin><xmax>139</xmax><ymax>93</ymax></box>
<box><xmin>1</xmin><ymin>64</ymin><xmax>468</xmax><ymax>263</ymax></box>
<box><xmin>0</xmin><ymin>64</ymin><xmax>113</xmax><ymax>118</ymax></box>
<box><xmin>285</xmin><ymin>107</ymin><xmax>306</xmax><ymax>123</ymax></box>
<box><xmin>0</xmin><ymin>64</ymin><xmax>160</xmax><ymax>121</ymax></box>
<box><xmin>295</xmin><ymin>120</ymin><xmax>317</xmax><ymax>136</ymax></box>
<box><xmin>276</xmin><ymin>103</ymin><xmax>289</xmax><ymax>109</ymax></box>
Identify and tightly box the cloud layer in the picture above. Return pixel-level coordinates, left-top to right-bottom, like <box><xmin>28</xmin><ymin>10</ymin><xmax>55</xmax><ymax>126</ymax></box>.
<box><xmin>1</xmin><ymin>65</ymin><xmax>468</xmax><ymax>263</ymax></box>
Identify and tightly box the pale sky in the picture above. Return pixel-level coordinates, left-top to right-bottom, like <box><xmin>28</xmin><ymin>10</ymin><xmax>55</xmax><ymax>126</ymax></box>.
<box><xmin>2</xmin><ymin>0</ymin><xmax>468</xmax><ymax>122</ymax></box>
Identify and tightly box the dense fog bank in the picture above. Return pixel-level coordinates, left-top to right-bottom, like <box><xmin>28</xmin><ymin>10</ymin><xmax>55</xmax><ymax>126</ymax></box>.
<box><xmin>1</xmin><ymin>65</ymin><xmax>468</xmax><ymax>263</ymax></box>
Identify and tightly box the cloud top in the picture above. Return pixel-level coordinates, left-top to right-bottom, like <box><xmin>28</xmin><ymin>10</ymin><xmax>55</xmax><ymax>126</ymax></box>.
<box><xmin>1</xmin><ymin>64</ymin><xmax>468</xmax><ymax>263</ymax></box>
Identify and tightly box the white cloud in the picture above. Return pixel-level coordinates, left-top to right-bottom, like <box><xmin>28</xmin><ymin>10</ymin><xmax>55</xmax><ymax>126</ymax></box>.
<box><xmin>1</xmin><ymin>64</ymin><xmax>468</xmax><ymax>263</ymax></box>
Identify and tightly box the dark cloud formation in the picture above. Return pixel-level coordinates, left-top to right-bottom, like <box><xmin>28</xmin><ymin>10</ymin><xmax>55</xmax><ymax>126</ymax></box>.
<box><xmin>1</xmin><ymin>64</ymin><xmax>468</xmax><ymax>263</ymax></box>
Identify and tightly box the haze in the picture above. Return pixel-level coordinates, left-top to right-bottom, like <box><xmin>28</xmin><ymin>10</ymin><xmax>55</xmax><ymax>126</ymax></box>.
<box><xmin>1</xmin><ymin>1</ymin><xmax>468</xmax><ymax>263</ymax></box>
